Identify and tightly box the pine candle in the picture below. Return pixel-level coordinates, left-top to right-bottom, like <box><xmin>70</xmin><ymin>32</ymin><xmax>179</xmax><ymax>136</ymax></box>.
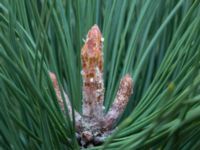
<box><xmin>49</xmin><ymin>25</ymin><xmax>133</xmax><ymax>147</ymax></box>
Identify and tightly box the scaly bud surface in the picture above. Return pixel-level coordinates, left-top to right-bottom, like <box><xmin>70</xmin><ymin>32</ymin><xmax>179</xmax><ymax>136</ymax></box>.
<box><xmin>81</xmin><ymin>25</ymin><xmax>104</xmax><ymax>118</ymax></box>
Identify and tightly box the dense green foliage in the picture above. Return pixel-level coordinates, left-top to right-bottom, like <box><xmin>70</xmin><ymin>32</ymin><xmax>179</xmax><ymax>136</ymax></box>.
<box><xmin>0</xmin><ymin>0</ymin><xmax>200</xmax><ymax>149</ymax></box>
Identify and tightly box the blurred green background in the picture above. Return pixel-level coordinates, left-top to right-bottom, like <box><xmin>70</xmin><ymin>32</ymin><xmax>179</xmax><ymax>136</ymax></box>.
<box><xmin>0</xmin><ymin>0</ymin><xmax>200</xmax><ymax>149</ymax></box>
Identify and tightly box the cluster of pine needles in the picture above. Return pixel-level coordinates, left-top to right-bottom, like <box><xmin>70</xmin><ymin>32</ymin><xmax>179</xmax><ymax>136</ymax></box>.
<box><xmin>0</xmin><ymin>0</ymin><xmax>200</xmax><ymax>149</ymax></box>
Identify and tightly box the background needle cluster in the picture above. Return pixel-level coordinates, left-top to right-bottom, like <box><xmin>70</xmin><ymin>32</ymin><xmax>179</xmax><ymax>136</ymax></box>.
<box><xmin>0</xmin><ymin>0</ymin><xmax>200</xmax><ymax>150</ymax></box>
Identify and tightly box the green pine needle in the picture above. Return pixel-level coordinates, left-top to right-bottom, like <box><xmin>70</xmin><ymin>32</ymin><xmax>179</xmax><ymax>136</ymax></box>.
<box><xmin>0</xmin><ymin>0</ymin><xmax>200</xmax><ymax>149</ymax></box>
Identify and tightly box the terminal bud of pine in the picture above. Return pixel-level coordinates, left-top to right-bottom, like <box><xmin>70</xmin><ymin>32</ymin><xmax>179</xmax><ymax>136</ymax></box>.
<box><xmin>50</xmin><ymin>25</ymin><xmax>133</xmax><ymax>147</ymax></box>
<box><xmin>81</xmin><ymin>24</ymin><xmax>104</xmax><ymax>118</ymax></box>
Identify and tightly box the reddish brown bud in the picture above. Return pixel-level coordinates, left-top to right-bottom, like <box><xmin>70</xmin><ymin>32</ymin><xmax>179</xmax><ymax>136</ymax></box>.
<box><xmin>81</xmin><ymin>25</ymin><xmax>104</xmax><ymax>118</ymax></box>
<box><xmin>103</xmin><ymin>74</ymin><xmax>133</xmax><ymax>130</ymax></box>
<box><xmin>49</xmin><ymin>72</ymin><xmax>81</xmax><ymax>129</ymax></box>
<box><xmin>49</xmin><ymin>72</ymin><xmax>67</xmax><ymax>112</ymax></box>
<box><xmin>50</xmin><ymin>25</ymin><xmax>134</xmax><ymax>147</ymax></box>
